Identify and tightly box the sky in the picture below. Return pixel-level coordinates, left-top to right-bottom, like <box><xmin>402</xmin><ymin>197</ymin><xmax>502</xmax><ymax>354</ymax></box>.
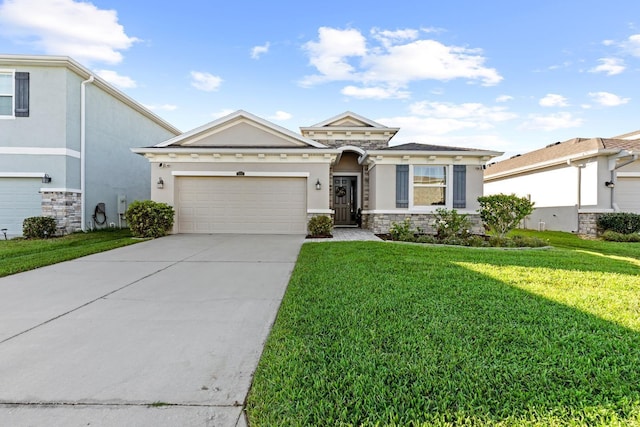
<box><xmin>1</xmin><ymin>0</ymin><xmax>639</xmax><ymax>159</ymax></box>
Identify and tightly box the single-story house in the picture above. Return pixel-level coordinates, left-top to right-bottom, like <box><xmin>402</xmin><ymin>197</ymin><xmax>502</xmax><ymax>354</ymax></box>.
<box><xmin>0</xmin><ymin>54</ymin><xmax>180</xmax><ymax>236</ymax></box>
<box><xmin>133</xmin><ymin>110</ymin><xmax>502</xmax><ymax>234</ymax></box>
<box><xmin>484</xmin><ymin>135</ymin><xmax>639</xmax><ymax>234</ymax></box>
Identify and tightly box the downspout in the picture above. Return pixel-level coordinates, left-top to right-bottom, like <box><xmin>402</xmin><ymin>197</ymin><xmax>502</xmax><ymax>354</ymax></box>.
<box><xmin>609</xmin><ymin>153</ymin><xmax>638</xmax><ymax>210</ymax></box>
<box><xmin>80</xmin><ymin>75</ymin><xmax>94</xmax><ymax>231</ymax></box>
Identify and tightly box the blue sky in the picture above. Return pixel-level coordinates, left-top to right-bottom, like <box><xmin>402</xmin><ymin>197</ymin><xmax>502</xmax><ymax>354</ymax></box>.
<box><xmin>1</xmin><ymin>0</ymin><xmax>639</xmax><ymax>159</ymax></box>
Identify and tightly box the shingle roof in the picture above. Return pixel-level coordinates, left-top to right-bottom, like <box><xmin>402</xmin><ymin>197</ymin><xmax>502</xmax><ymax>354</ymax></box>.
<box><xmin>381</xmin><ymin>143</ymin><xmax>481</xmax><ymax>151</ymax></box>
<box><xmin>484</xmin><ymin>137</ymin><xmax>639</xmax><ymax>177</ymax></box>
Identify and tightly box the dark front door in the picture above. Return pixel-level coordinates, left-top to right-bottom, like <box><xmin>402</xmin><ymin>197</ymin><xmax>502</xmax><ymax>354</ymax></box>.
<box><xmin>334</xmin><ymin>176</ymin><xmax>357</xmax><ymax>225</ymax></box>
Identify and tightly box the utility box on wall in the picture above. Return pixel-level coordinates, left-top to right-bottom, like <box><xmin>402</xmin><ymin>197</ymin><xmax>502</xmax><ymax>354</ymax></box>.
<box><xmin>117</xmin><ymin>194</ymin><xmax>127</xmax><ymax>215</ymax></box>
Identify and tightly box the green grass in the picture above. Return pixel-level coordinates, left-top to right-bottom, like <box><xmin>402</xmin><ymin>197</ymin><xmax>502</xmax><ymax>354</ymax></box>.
<box><xmin>0</xmin><ymin>229</ymin><xmax>142</xmax><ymax>277</ymax></box>
<box><xmin>247</xmin><ymin>234</ymin><xmax>640</xmax><ymax>426</ymax></box>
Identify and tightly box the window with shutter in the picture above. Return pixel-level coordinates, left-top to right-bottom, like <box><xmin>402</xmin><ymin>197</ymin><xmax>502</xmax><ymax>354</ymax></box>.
<box><xmin>453</xmin><ymin>165</ymin><xmax>466</xmax><ymax>208</ymax></box>
<box><xmin>396</xmin><ymin>165</ymin><xmax>409</xmax><ymax>208</ymax></box>
<box><xmin>14</xmin><ymin>72</ymin><xmax>29</xmax><ymax>117</ymax></box>
<box><xmin>0</xmin><ymin>71</ymin><xmax>12</xmax><ymax>117</ymax></box>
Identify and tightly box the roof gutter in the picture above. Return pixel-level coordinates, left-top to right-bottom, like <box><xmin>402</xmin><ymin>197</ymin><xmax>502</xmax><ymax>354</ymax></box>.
<box><xmin>80</xmin><ymin>75</ymin><xmax>94</xmax><ymax>232</ymax></box>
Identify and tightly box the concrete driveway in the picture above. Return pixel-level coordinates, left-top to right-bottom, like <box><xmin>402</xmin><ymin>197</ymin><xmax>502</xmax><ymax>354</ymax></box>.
<box><xmin>0</xmin><ymin>234</ymin><xmax>304</xmax><ymax>427</ymax></box>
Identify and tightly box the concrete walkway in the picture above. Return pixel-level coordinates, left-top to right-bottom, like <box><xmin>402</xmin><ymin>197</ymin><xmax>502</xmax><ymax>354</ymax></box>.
<box><xmin>0</xmin><ymin>234</ymin><xmax>304</xmax><ymax>427</ymax></box>
<box><xmin>312</xmin><ymin>228</ymin><xmax>382</xmax><ymax>242</ymax></box>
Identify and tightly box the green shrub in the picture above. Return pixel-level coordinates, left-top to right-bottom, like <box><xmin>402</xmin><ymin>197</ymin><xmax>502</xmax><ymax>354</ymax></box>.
<box><xmin>125</xmin><ymin>200</ymin><xmax>175</xmax><ymax>238</ymax></box>
<box><xmin>601</xmin><ymin>230</ymin><xmax>640</xmax><ymax>242</ymax></box>
<box><xmin>478</xmin><ymin>194</ymin><xmax>535</xmax><ymax>238</ymax></box>
<box><xmin>433</xmin><ymin>208</ymin><xmax>471</xmax><ymax>239</ymax></box>
<box><xmin>597</xmin><ymin>212</ymin><xmax>640</xmax><ymax>234</ymax></box>
<box><xmin>416</xmin><ymin>235</ymin><xmax>437</xmax><ymax>244</ymax></box>
<box><xmin>389</xmin><ymin>219</ymin><xmax>417</xmax><ymax>241</ymax></box>
<box><xmin>465</xmin><ymin>235</ymin><xmax>489</xmax><ymax>247</ymax></box>
<box><xmin>307</xmin><ymin>215</ymin><xmax>333</xmax><ymax>236</ymax></box>
<box><xmin>22</xmin><ymin>216</ymin><xmax>57</xmax><ymax>239</ymax></box>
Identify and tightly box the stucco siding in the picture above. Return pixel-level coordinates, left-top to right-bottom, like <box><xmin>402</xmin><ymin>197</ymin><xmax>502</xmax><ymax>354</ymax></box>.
<box><xmin>465</xmin><ymin>166</ymin><xmax>483</xmax><ymax>210</ymax></box>
<box><xmin>84</xmin><ymin>84</ymin><xmax>177</xmax><ymax>229</ymax></box>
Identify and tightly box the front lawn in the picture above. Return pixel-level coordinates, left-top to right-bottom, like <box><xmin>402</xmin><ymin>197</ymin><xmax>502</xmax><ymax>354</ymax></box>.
<box><xmin>0</xmin><ymin>229</ymin><xmax>141</xmax><ymax>277</ymax></box>
<box><xmin>247</xmin><ymin>234</ymin><xmax>640</xmax><ymax>426</ymax></box>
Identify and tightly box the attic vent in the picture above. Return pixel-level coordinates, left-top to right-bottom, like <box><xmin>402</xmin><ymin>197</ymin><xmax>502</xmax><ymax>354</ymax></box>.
<box><xmin>510</xmin><ymin>154</ymin><xmax>521</xmax><ymax>159</ymax></box>
<box><xmin>546</xmin><ymin>141</ymin><xmax>562</xmax><ymax>148</ymax></box>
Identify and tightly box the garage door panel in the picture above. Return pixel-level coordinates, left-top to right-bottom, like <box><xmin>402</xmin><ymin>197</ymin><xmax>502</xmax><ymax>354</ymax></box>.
<box><xmin>616</xmin><ymin>178</ymin><xmax>640</xmax><ymax>213</ymax></box>
<box><xmin>0</xmin><ymin>179</ymin><xmax>43</xmax><ymax>236</ymax></box>
<box><xmin>177</xmin><ymin>177</ymin><xmax>307</xmax><ymax>234</ymax></box>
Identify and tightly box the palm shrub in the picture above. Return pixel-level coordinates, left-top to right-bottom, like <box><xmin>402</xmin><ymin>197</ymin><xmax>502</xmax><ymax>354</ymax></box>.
<box><xmin>477</xmin><ymin>194</ymin><xmax>534</xmax><ymax>238</ymax></box>
<box><xmin>125</xmin><ymin>200</ymin><xmax>175</xmax><ymax>238</ymax></box>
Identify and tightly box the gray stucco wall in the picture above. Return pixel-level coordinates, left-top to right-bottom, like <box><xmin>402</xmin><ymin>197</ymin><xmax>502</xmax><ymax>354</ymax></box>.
<box><xmin>83</xmin><ymin>82</ymin><xmax>177</xmax><ymax>229</ymax></box>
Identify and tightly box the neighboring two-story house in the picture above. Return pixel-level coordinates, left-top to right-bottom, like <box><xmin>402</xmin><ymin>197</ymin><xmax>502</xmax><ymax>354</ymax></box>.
<box><xmin>0</xmin><ymin>55</ymin><xmax>180</xmax><ymax>236</ymax></box>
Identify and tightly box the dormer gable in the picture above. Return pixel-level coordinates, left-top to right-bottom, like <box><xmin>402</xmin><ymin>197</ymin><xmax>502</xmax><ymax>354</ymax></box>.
<box><xmin>300</xmin><ymin>111</ymin><xmax>399</xmax><ymax>149</ymax></box>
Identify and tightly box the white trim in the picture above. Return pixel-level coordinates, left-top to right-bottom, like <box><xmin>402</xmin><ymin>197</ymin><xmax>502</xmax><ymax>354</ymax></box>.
<box><xmin>172</xmin><ymin>170</ymin><xmax>310</xmax><ymax>178</ymax></box>
<box><xmin>308</xmin><ymin>209</ymin><xmax>334</xmax><ymax>214</ymax></box>
<box><xmin>617</xmin><ymin>172</ymin><xmax>640</xmax><ymax>178</ymax></box>
<box><xmin>578</xmin><ymin>208</ymin><xmax>615</xmax><ymax>213</ymax></box>
<box><xmin>0</xmin><ymin>147</ymin><xmax>81</xmax><ymax>158</ymax></box>
<box><xmin>0</xmin><ymin>172</ymin><xmax>47</xmax><ymax>178</ymax></box>
<box><xmin>0</xmin><ymin>69</ymin><xmax>15</xmax><ymax>119</ymax></box>
<box><xmin>40</xmin><ymin>188</ymin><xmax>81</xmax><ymax>193</ymax></box>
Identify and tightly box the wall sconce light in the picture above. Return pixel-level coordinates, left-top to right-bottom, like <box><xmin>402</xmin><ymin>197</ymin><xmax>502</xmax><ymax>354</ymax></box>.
<box><xmin>605</xmin><ymin>181</ymin><xmax>615</xmax><ymax>188</ymax></box>
<box><xmin>42</xmin><ymin>174</ymin><xmax>52</xmax><ymax>183</ymax></box>
<box><xmin>315</xmin><ymin>179</ymin><xmax>322</xmax><ymax>190</ymax></box>
<box><xmin>157</xmin><ymin>177</ymin><xmax>164</xmax><ymax>189</ymax></box>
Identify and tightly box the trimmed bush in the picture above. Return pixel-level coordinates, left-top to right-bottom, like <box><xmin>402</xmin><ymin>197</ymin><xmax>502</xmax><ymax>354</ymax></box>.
<box><xmin>307</xmin><ymin>215</ymin><xmax>333</xmax><ymax>236</ymax></box>
<box><xmin>597</xmin><ymin>212</ymin><xmax>640</xmax><ymax>234</ymax></box>
<box><xmin>433</xmin><ymin>208</ymin><xmax>471</xmax><ymax>239</ymax></box>
<box><xmin>478</xmin><ymin>194</ymin><xmax>535</xmax><ymax>238</ymax></box>
<box><xmin>23</xmin><ymin>216</ymin><xmax>57</xmax><ymax>239</ymax></box>
<box><xmin>389</xmin><ymin>218</ymin><xmax>417</xmax><ymax>241</ymax></box>
<box><xmin>125</xmin><ymin>200</ymin><xmax>175</xmax><ymax>238</ymax></box>
<box><xmin>601</xmin><ymin>230</ymin><xmax>640</xmax><ymax>242</ymax></box>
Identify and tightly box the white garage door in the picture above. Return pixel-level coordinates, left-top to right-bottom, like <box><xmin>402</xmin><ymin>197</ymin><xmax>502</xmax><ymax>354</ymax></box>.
<box><xmin>616</xmin><ymin>177</ymin><xmax>640</xmax><ymax>213</ymax></box>
<box><xmin>177</xmin><ymin>176</ymin><xmax>307</xmax><ymax>234</ymax></box>
<box><xmin>0</xmin><ymin>178</ymin><xmax>42</xmax><ymax>236</ymax></box>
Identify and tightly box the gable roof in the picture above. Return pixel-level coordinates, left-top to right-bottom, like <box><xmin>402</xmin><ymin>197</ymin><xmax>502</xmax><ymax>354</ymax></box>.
<box><xmin>154</xmin><ymin>110</ymin><xmax>327</xmax><ymax>148</ymax></box>
<box><xmin>0</xmin><ymin>54</ymin><xmax>180</xmax><ymax>136</ymax></box>
<box><xmin>485</xmin><ymin>137</ymin><xmax>639</xmax><ymax>178</ymax></box>
<box><xmin>308</xmin><ymin>111</ymin><xmax>390</xmax><ymax>128</ymax></box>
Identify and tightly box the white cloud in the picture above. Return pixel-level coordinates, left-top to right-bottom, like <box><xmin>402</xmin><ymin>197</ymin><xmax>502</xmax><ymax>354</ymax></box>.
<box><xmin>588</xmin><ymin>91</ymin><xmax>630</xmax><ymax>107</ymax></box>
<box><xmin>539</xmin><ymin>93</ymin><xmax>568</xmax><ymax>107</ymax></box>
<box><xmin>589</xmin><ymin>58</ymin><xmax>625</xmax><ymax>76</ymax></box>
<box><xmin>95</xmin><ymin>69</ymin><xmax>136</xmax><ymax>88</ymax></box>
<box><xmin>144</xmin><ymin>104</ymin><xmax>177</xmax><ymax>111</ymax></box>
<box><xmin>622</xmin><ymin>34</ymin><xmax>640</xmax><ymax>56</ymax></box>
<box><xmin>268</xmin><ymin>110</ymin><xmax>292</xmax><ymax>121</ymax></box>
<box><xmin>251</xmin><ymin>42</ymin><xmax>270</xmax><ymax>59</ymax></box>
<box><xmin>190</xmin><ymin>71</ymin><xmax>223</xmax><ymax>91</ymax></box>
<box><xmin>0</xmin><ymin>0</ymin><xmax>138</xmax><ymax>64</ymax></box>
<box><xmin>496</xmin><ymin>95</ymin><xmax>513</xmax><ymax>103</ymax></box>
<box><xmin>300</xmin><ymin>26</ymin><xmax>502</xmax><ymax>93</ymax></box>
<box><xmin>341</xmin><ymin>85</ymin><xmax>410</xmax><ymax>99</ymax></box>
<box><xmin>519</xmin><ymin>112</ymin><xmax>583</xmax><ymax>131</ymax></box>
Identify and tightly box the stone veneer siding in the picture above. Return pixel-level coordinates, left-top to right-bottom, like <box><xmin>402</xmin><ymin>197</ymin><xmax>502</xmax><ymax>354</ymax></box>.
<box><xmin>577</xmin><ymin>212</ymin><xmax>604</xmax><ymax>236</ymax></box>
<box><xmin>366</xmin><ymin>213</ymin><xmax>484</xmax><ymax>235</ymax></box>
<box><xmin>314</xmin><ymin>139</ymin><xmax>389</xmax><ymax>150</ymax></box>
<box><xmin>41</xmin><ymin>191</ymin><xmax>82</xmax><ymax>235</ymax></box>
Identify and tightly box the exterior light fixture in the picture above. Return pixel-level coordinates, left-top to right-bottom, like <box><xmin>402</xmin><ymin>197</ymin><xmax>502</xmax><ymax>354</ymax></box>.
<box><xmin>315</xmin><ymin>179</ymin><xmax>322</xmax><ymax>190</ymax></box>
<box><xmin>157</xmin><ymin>177</ymin><xmax>164</xmax><ymax>189</ymax></box>
<box><xmin>605</xmin><ymin>181</ymin><xmax>615</xmax><ymax>188</ymax></box>
<box><xmin>42</xmin><ymin>174</ymin><xmax>52</xmax><ymax>183</ymax></box>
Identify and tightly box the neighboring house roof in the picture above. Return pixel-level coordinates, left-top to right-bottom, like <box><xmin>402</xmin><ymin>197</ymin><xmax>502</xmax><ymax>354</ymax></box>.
<box><xmin>0</xmin><ymin>54</ymin><xmax>181</xmax><ymax>136</ymax></box>
<box><xmin>613</xmin><ymin>129</ymin><xmax>640</xmax><ymax>140</ymax></box>
<box><xmin>485</xmin><ymin>137</ymin><xmax>639</xmax><ymax>179</ymax></box>
<box><xmin>152</xmin><ymin>110</ymin><xmax>327</xmax><ymax>149</ymax></box>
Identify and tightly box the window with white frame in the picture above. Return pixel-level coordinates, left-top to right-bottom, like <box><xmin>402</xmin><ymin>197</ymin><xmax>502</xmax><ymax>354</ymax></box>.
<box><xmin>413</xmin><ymin>165</ymin><xmax>446</xmax><ymax>206</ymax></box>
<box><xmin>0</xmin><ymin>70</ymin><xmax>13</xmax><ymax>117</ymax></box>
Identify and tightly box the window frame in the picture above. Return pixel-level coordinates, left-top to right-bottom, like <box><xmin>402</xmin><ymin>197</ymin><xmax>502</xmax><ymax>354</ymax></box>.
<box><xmin>0</xmin><ymin>69</ymin><xmax>15</xmax><ymax>119</ymax></box>
<box><xmin>409</xmin><ymin>164</ymin><xmax>453</xmax><ymax>210</ymax></box>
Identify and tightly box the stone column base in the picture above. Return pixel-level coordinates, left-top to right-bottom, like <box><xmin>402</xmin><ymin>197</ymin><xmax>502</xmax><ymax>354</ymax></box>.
<box><xmin>41</xmin><ymin>191</ymin><xmax>82</xmax><ymax>235</ymax></box>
